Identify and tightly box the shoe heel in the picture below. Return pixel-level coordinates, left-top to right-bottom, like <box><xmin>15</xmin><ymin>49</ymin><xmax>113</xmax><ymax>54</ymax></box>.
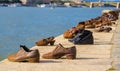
<box><xmin>28</xmin><ymin>57</ymin><xmax>39</xmax><ymax>63</ymax></box>
<box><xmin>66</xmin><ymin>54</ymin><xmax>76</xmax><ymax>59</ymax></box>
<box><xmin>50</xmin><ymin>40</ymin><xmax>55</xmax><ymax>45</ymax></box>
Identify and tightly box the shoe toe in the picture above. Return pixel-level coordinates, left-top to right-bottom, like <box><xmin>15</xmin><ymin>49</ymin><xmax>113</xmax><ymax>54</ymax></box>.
<box><xmin>8</xmin><ymin>54</ymin><xmax>16</xmax><ymax>62</ymax></box>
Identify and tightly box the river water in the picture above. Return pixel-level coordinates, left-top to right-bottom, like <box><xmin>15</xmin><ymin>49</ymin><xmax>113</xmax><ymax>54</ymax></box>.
<box><xmin>0</xmin><ymin>7</ymin><xmax>117</xmax><ymax>61</ymax></box>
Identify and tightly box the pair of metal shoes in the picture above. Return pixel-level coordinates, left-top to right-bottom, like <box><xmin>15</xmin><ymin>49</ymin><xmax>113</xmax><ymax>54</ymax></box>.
<box><xmin>95</xmin><ymin>26</ymin><xmax>112</xmax><ymax>32</ymax></box>
<box><xmin>63</xmin><ymin>22</ymin><xmax>85</xmax><ymax>39</ymax></box>
<box><xmin>36</xmin><ymin>36</ymin><xmax>55</xmax><ymax>46</ymax></box>
<box><xmin>8</xmin><ymin>44</ymin><xmax>76</xmax><ymax>63</ymax></box>
<box><xmin>68</xmin><ymin>30</ymin><xmax>94</xmax><ymax>44</ymax></box>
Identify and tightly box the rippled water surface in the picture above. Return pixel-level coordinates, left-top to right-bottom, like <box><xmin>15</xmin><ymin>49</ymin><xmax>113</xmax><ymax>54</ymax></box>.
<box><xmin>0</xmin><ymin>7</ymin><xmax>116</xmax><ymax>61</ymax></box>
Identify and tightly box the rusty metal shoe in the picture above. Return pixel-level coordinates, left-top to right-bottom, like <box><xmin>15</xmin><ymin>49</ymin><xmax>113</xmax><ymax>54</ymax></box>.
<box><xmin>36</xmin><ymin>36</ymin><xmax>55</xmax><ymax>46</ymax></box>
<box><xmin>36</xmin><ymin>39</ymin><xmax>48</xmax><ymax>46</ymax></box>
<box><xmin>46</xmin><ymin>36</ymin><xmax>55</xmax><ymax>45</ymax></box>
<box><xmin>95</xmin><ymin>26</ymin><xmax>112</xmax><ymax>32</ymax></box>
<box><xmin>8</xmin><ymin>45</ymin><xmax>40</xmax><ymax>63</ymax></box>
<box><xmin>42</xmin><ymin>43</ymin><xmax>76</xmax><ymax>59</ymax></box>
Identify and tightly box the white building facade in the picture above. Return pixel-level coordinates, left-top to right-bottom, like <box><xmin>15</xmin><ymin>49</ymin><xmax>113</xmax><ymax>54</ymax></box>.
<box><xmin>20</xmin><ymin>0</ymin><xmax>41</xmax><ymax>5</ymax></box>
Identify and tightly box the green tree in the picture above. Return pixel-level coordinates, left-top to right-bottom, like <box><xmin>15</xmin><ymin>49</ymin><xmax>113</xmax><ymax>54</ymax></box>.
<box><xmin>9</xmin><ymin>0</ymin><xmax>21</xmax><ymax>3</ymax></box>
<box><xmin>0</xmin><ymin>0</ymin><xmax>9</xmax><ymax>3</ymax></box>
<box><xmin>0</xmin><ymin>0</ymin><xmax>21</xmax><ymax>3</ymax></box>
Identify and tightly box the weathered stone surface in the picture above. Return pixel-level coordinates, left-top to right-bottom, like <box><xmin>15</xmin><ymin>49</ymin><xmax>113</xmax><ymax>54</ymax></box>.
<box><xmin>112</xmin><ymin>20</ymin><xmax>120</xmax><ymax>71</ymax></box>
<box><xmin>112</xmin><ymin>47</ymin><xmax>120</xmax><ymax>58</ymax></box>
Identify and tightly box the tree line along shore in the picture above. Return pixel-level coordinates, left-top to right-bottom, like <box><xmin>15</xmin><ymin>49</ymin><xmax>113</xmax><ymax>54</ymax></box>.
<box><xmin>0</xmin><ymin>0</ymin><xmax>119</xmax><ymax>7</ymax></box>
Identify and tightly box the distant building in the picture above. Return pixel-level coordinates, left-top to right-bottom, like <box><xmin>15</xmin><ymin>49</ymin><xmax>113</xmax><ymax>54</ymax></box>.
<box><xmin>20</xmin><ymin>0</ymin><xmax>27</xmax><ymax>5</ymax></box>
<box><xmin>83</xmin><ymin>0</ymin><xmax>120</xmax><ymax>2</ymax></box>
<box><xmin>20</xmin><ymin>0</ymin><xmax>42</xmax><ymax>5</ymax></box>
<box><xmin>20</xmin><ymin>0</ymin><xmax>88</xmax><ymax>5</ymax></box>
<box><xmin>71</xmin><ymin>0</ymin><xmax>83</xmax><ymax>3</ymax></box>
<box><xmin>42</xmin><ymin>0</ymin><xmax>51</xmax><ymax>3</ymax></box>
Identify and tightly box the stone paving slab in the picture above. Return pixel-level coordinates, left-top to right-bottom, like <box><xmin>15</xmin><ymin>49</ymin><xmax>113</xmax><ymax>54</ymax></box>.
<box><xmin>112</xmin><ymin>20</ymin><xmax>120</xmax><ymax>71</ymax></box>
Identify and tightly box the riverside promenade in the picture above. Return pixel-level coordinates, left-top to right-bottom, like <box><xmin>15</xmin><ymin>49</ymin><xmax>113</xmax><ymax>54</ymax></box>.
<box><xmin>0</xmin><ymin>22</ymin><xmax>118</xmax><ymax>71</ymax></box>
